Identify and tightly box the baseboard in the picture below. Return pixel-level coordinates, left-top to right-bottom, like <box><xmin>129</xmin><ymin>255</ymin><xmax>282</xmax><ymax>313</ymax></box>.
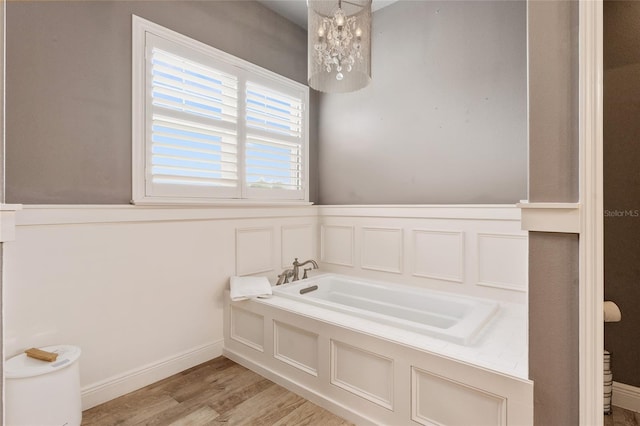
<box><xmin>223</xmin><ymin>347</ymin><xmax>378</xmax><ymax>426</ymax></box>
<box><xmin>613</xmin><ymin>381</ymin><xmax>640</xmax><ymax>414</ymax></box>
<box><xmin>81</xmin><ymin>340</ymin><xmax>224</xmax><ymax>410</ymax></box>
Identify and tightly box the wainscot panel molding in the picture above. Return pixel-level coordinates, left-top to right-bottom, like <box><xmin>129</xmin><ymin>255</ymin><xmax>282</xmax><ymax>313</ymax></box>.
<box><xmin>331</xmin><ymin>340</ymin><xmax>395</xmax><ymax>410</ymax></box>
<box><xmin>281</xmin><ymin>224</ymin><xmax>316</xmax><ymax>268</ymax></box>
<box><xmin>224</xmin><ymin>295</ymin><xmax>533</xmax><ymax>425</ymax></box>
<box><xmin>274</xmin><ymin>321</ymin><xmax>319</xmax><ymax>376</ymax></box>
<box><xmin>320</xmin><ymin>225</ymin><xmax>355</xmax><ymax>267</ymax></box>
<box><xmin>236</xmin><ymin>227</ymin><xmax>274</xmax><ymax>276</ymax></box>
<box><xmin>412</xmin><ymin>230</ymin><xmax>465</xmax><ymax>283</ymax></box>
<box><xmin>477</xmin><ymin>233</ymin><xmax>528</xmax><ymax>292</ymax></box>
<box><xmin>411</xmin><ymin>367</ymin><xmax>507</xmax><ymax>426</ymax></box>
<box><xmin>230</xmin><ymin>306</ymin><xmax>265</xmax><ymax>352</ymax></box>
<box><xmin>319</xmin><ymin>205</ymin><xmax>528</xmax><ymax>303</ymax></box>
<box><xmin>4</xmin><ymin>204</ymin><xmax>318</xmax><ymax>410</ymax></box>
<box><xmin>361</xmin><ymin>227</ymin><xmax>403</xmax><ymax>274</ymax></box>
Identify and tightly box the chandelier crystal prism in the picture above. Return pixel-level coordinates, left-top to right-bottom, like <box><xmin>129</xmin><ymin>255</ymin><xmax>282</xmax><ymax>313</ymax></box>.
<box><xmin>307</xmin><ymin>0</ymin><xmax>372</xmax><ymax>93</ymax></box>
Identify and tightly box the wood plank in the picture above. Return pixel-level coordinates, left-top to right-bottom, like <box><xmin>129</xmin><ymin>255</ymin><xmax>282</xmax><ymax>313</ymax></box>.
<box><xmin>209</xmin><ymin>382</ymin><xmax>305</xmax><ymax>426</ymax></box>
<box><xmin>605</xmin><ymin>406</ymin><xmax>640</xmax><ymax>426</ymax></box>
<box><xmin>167</xmin><ymin>406</ymin><xmax>219</xmax><ymax>426</ymax></box>
<box><xmin>147</xmin><ymin>362</ymin><xmax>246</xmax><ymax>401</ymax></box>
<box><xmin>143</xmin><ymin>369</ymin><xmax>272</xmax><ymax>425</ymax></box>
<box><xmin>82</xmin><ymin>357</ymin><xmax>351</xmax><ymax>426</ymax></box>
<box><xmin>272</xmin><ymin>401</ymin><xmax>354</xmax><ymax>426</ymax></box>
<box><xmin>82</xmin><ymin>392</ymin><xmax>179</xmax><ymax>426</ymax></box>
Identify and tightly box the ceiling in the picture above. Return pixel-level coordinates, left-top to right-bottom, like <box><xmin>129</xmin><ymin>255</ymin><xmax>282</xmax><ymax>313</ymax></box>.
<box><xmin>257</xmin><ymin>0</ymin><xmax>399</xmax><ymax>29</ymax></box>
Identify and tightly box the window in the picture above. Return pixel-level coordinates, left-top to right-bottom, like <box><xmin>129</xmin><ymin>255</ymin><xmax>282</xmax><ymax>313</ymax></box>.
<box><xmin>132</xmin><ymin>16</ymin><xmax>309</xmax><ymax>204</ymax></box>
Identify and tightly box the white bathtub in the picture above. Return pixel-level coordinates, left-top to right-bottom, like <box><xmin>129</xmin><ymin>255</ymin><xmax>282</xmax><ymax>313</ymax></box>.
<box><xmin>272</xmin><ymin>273</ymin><xmax>499</xmax><ymax>346</ymax></box>
<box><xmin>224</xmin><ymin>276</ymin><xmax>532</xmax><ymax>425</ymax></box>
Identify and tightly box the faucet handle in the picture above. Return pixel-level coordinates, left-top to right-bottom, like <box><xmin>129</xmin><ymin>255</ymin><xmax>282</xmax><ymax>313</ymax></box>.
<box><xmin>303</xmin><ymin>268</ymin><xmax>312</xmax><ymax>279</ymax></box>
<box><xmin>276</xmin><ymin>269</ymin><xmax>294</xmax><ymax>285</ymax></box>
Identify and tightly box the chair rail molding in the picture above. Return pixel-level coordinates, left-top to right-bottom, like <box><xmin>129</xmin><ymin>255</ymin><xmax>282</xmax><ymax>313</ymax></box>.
<box><xmin>517</xmin><ymin>202</ymin><xmax>581</xmax><ymax>233</ymax></box>
<box><xmin>0</xmin><ymin>204</ymin><xmax>22</xmax><ymax>242</ymax></box>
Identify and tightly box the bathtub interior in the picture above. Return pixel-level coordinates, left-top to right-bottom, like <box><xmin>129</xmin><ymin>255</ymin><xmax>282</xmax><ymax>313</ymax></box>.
<box><xmin>272</xmin><ymin>273</ymin><xmax>500</xmax><ymax>345</ymax></box>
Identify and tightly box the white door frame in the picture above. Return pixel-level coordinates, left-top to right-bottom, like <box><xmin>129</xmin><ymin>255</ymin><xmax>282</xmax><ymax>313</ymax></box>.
<box><xmin>579</xmin><ymin>0</ymin><xmax>604</xmax><ymax>425</ymax></box>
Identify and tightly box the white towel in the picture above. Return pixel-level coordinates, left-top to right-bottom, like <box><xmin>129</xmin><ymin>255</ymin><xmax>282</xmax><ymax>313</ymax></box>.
<box><xmin>229</xmin><ymin>276</ymin><xmax>272</xmax><ymax>301</ymax></box>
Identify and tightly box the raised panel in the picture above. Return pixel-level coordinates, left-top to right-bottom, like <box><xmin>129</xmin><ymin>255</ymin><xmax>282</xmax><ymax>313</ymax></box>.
<box><xmin>412</xmin><ymin>230</ymin><xmax>464</xmax><ymax>282</ymax></box>
<box><xmin>331</xmin><ymin>340</ymin><xmax>393</xmax><ymax>410</ymax></box>
<box><xmin>361</xmin><ymin>227</ymin><xmax>403</xmax><ymax>274</ymax></box>
<box><xmin>477</xmin><ymin>233</ymin><xmax>527</xmax><ymax>292</ymax></box>
<box><xmin>412</xmin><ymin>367</ymin><xmax>506</xmax><ymax>426</ymax></box>
<box><xmin>321</xmin><ymin>225</ymin><xmax>354</xmax><ymax>267</ymax></box>
<box><xmin>281</xmin><ymin>224</ymin><xmax>314</xmax><ymax>268</ymax></box>
<box><xmin>236</xmin><ymin>227</ymin><xmax>274</xmax><ymax>276</ymax></box>
<box><xmin>230</xmin><ymin>306</ymin><xmax>264</xmax><ymax>352</ymax></box>
<box><xmin>273</xmin><ymin>321</ymin><xmax>319</xmax><ymax>376</ymax></box>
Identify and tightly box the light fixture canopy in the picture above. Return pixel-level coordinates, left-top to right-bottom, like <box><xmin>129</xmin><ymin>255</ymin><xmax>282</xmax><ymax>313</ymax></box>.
<box><xmin>307</xmin><ymin>0</ymin><xmax>372</xmax><ymax>93</ymax></box>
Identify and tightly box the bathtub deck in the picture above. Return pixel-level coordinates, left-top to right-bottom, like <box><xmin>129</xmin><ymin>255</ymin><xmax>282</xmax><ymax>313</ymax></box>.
<box><xmin>81</xmin><ymin>356</ymin><xmax>353</xmax><ymax>426</ymax></box>
<box><xmin>257</xmin><ymin>294</ymin><xmax>528</xmax><ymax>379</ymax></box>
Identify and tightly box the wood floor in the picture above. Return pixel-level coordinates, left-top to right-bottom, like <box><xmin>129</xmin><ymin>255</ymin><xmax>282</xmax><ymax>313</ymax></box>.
<box><xmin>606</xmin><ymin>406</ymin><xmax>640</xmax><ymax>426</ymax></box>
<box><xmin>81</xmin><ymin>356</ymin><xmax>352</xmax><ymax>426</ymax></box>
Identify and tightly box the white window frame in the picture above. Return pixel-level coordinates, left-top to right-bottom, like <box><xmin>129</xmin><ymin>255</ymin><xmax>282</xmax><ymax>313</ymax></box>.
<box><xmin>132</xmin><ymin>15</ymin><xmax>310</xmax><ymax>205</ymax></box>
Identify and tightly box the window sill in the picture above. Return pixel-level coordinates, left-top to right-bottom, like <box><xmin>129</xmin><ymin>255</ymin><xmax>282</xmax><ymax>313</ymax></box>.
<box><xmin>130</xmin><ymin>198</ymin><xmax>314</xmax><ymax>208</ymax></box>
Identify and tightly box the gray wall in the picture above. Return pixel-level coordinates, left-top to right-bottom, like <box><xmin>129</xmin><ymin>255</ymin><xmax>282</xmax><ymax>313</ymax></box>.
<box><xmin>528</xmin><ymin>1</ymin><xmax>580</xmax><ymax>425</ymax></box>
<box><xmin>1</xmin><ymin>1</ymin><xmax>4</xmax><ymax>418</ymax></box>
<box><xmin>5</xmin><ymin>1</ymin><xmax>313</xmax><ymax>204</ymax></box>
<box><xmin>603</xmin><ymin>0</ymin><xmax>640</xmax><ymax>388</ymax></box>
<box><xmin>528</xmin><ymin>0</ymin><xmax>579</xmax><ymax>203</ymax></box>
<box><xmin>317</xmin><ymin>1</ymin><xmax>527</xmax><ymax>205</ymax></box>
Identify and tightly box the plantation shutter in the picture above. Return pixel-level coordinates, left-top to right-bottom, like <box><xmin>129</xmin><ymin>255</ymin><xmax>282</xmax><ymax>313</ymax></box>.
<box><xmin>244</xmin><ymin>82</ymin><xmax>305</xmax><ymax>200</ymax></box>
<box><xmin>146</xmin><ymin>34</ymin><xmax>240</xmax><ymax>199</ymax></box>
<box><xmin>134</xmin><ymin>18</ymin><xmax>309</xmax><ymax>204</ymax></box>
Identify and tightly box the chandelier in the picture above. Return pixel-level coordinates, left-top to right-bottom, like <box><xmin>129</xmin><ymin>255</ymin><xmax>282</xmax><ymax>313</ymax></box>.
<box><xmin>307</xmin><ymin>0</ymin><xmax>372</xmax><ymax>93</ymax></box>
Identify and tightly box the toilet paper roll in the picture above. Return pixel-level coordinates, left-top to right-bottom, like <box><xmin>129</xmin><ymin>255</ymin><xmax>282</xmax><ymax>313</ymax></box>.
<box><xmin>604</xmin><ymin>301</ymin><xmax>622</xmax><ymax>322</ymax></box>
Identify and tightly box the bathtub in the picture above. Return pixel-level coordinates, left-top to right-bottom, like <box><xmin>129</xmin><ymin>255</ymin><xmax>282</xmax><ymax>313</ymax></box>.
<box><xmin>224</xmin><ymin>273</ymin><xmax>532</xmax><ymax>425</ymax></box>
<box><xmin>272</xmin><ymin>273</ymin><xmax>499</xmax><ymax>346</ymax></box>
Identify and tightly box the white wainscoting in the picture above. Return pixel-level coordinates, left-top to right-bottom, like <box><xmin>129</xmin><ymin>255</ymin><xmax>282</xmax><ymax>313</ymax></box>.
<box><xmin>361</xmin><ymin>227</ymin><xmax>403</xmax><ymax>274</ymax></box>
<box><xmin>236</xmin><ymin>227</ymin><xmax>274</xmax><ymax>276</ymax></box>
<box><xmin>281</xmin><ymin>224</ymin><xmax>315</xmax><ymax>268</ymax></box>
<box><xmin>331</xmin><ymin>340</ymin><xmax>395</xmax><ymax>410</ymax></box>
<box><xmin>413</xmin><ymin>230</ymin><xmax>465</xmax><ymax>283</ymax></box>
<box><xmin>477</xmin><ymin>233</ymin><xmax>528</xmax><ymax>292</ymax></box>
<box><xmin>3</xmin><ymin>205</ymin><xmax>318</xmax><ymax>409</ymax></box>
<box><xmin>3</xmin><ymin>203</ymin><xmax>526</xmax><ymax>412</ymax></box>
<box><xmin>318</xmin><ymin>205</ymin><xmax>527</xmax><ymax>303</ymax></box>
<box><xmin>411</xmin><ymin>367</ymin><xmax>507</xmax><ymax>426</ymax></box>
<box><xmin>224</xmin><ymin>296</ymin><xmax>533</xmax><ymax>426</ymax></box>
<box><xmin>320</xmin><ymin>225</ymin><xmax>355</xmax><ymax>267</ymax></box>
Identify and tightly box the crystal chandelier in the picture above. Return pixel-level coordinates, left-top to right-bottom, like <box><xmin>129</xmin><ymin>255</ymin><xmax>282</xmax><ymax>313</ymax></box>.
<box><xmin>308</xmin><ymin>0</ymin><xmax>372</xmax><ymax>93</ymax></box>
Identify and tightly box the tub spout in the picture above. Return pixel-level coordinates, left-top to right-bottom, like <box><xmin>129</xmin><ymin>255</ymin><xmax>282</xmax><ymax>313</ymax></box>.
<box><xmin>292</xmin><ymin>258</ymin><xmax>319</xmax><ymax>281</ymax></box>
